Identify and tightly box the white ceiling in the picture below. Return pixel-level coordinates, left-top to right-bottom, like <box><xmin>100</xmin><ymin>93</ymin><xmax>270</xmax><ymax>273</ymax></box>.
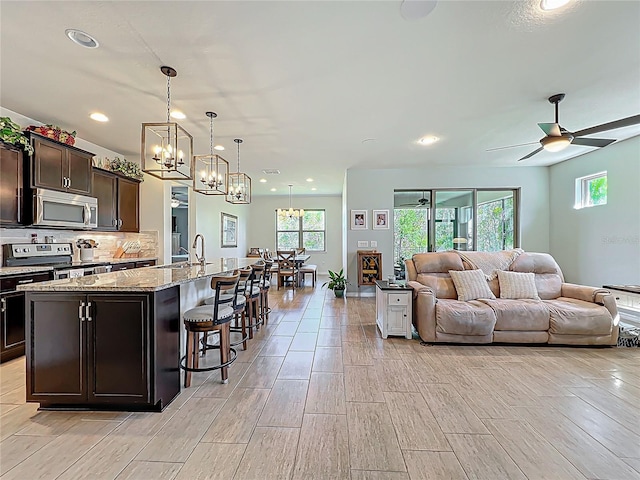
<box><xmin>2</xmin><ymin>1</ymin><xmax>639</xmax><ymax>196</ymax></box>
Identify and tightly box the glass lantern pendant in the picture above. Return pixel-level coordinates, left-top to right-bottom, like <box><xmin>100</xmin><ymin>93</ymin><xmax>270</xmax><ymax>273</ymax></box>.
<box><xmin>193</xmin><ymin>112</ymin><xmax>229</xmax><ymax>195</ymax></box>
<box><xmin>226</xmin><ymin>138</ymin><xmax>252</xmax><ymax>204</ymax></box>
<box><xmin>141</xmin><ymin>66</ymin><xmax>193</xmax><ymax>180</ymax></box>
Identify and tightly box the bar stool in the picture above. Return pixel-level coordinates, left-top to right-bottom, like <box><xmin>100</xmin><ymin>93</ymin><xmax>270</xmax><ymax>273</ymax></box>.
<box><xmin>259</xmin><ymin>260</ymin><xmax>273</xmax><ymax>324</ymax></box>
<box><xmin>180</xmin><ymin>271</ymin><xmax>239</xmax><ymax>387</ymax></box>
<box><xmin>204</xmin><ymin>270</ymin><xmax>248</xmax><ymax>351</ymax></box>
<box><xmin>248</xmin><ymin>263</ymin><xmax>266</xmax><ymax>335</ymax></box>
<box><xmin>240</xmin><ymin>267</ymin><xmax>260</xmax><ymax>340</ymax></box>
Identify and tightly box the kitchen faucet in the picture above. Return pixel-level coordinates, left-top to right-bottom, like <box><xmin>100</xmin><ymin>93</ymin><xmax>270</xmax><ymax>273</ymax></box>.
<box><xmin>192</xmin><ymin>234</ymin><xmax>206</xmax><ymax>268</ymax></box>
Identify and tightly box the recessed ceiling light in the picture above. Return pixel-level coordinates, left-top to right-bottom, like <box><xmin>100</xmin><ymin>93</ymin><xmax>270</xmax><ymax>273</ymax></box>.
<box><xmin>270</xmin><ymin>188</ymin><xmax>276</xmax><ymax>192</ymax></box>
<box><xmin>311</xmin><ymin>187</ymin><xmax>317</xmax><ymax>191</ymax></box>
<box><xmin>90</xmin><ymin>112</ymin><xmax>109</xmax><ymax>122</ymax></box>
<box><xmin>540</xmin><ymin>0</ymin><xmax>571</xmax><ymax>11</ymax></box>
<box><xmin>259</xmin><ymin>178</ymin><xmax>267</xmax><ymax>183</ymax></box>
<box><xmin>65</xmin><ymin>29</ymin><xmax>99</xmax><ymax>48</ymax></box>
<box><xmin>419</xmin><ymin>136</ymin><xmax>439</xmax><ymax>145</ymax></box>
<box><xmin>306</xmin><ymin>178</ymin><xmax>314</xmax><ymax>182</ymax></box>
<box><xmin>170</xmin><ymin>110</ymin><xmax>186</xmax><ymax>120</ymax></box>
<box><xmin>214</xmin><ymin>145</ymin><xmax>224</xmax><ymax>151</ymax></box>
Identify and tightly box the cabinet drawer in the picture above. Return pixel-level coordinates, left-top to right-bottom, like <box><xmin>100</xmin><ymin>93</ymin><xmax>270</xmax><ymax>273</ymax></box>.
<box><xmin>388</xmin><ymin>293</ymin><xmax>409</xmax><ymax>305</ymax></box>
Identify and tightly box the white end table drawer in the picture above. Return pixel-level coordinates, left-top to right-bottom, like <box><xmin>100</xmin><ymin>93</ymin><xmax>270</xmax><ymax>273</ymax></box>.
<box><xmin>388</xmin><ymin>293</ymin><xmax>409</xmax><ymax>305</ymax></box>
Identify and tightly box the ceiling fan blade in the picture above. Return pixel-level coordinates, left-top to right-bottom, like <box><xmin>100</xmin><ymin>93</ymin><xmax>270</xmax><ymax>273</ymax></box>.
<box><xmin>572</xmin><ymin>114</ymin><xmax>640</xmax><ymax>137</ymax></box>
<box><xmin>486</xmin><ymin>141</ymin><xmax>538</xmax><ymax>152</ymax></box>
<box><xmin>518</xmin><ymin>147</ymin><xmax>544</xmax><ymax>162</ymax></box>
<box><xmin>538</xmin><ymin>123</ymin><xmax>562</xmax><ymax>136</ymax></box>
<box><xmin>571</xmin><ymin>137</ymin><xmax>616</xmax><ymax>148</ymax></box>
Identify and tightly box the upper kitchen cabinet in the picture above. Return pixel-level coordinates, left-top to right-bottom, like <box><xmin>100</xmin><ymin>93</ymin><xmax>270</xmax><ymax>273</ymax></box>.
<box><xmin>29</xmin><ymin>133</ymin><xmax>93</xmax><ymax>195</ymax></box>
<box><xmin>0</xmin><ymin>141</ymin><xmax>24</xmax><ymax>226</ymax></box>
<box><xmin>92</xmin><ymin>168</ymin><xmax>140</xmax><ymax>232</ymax></box>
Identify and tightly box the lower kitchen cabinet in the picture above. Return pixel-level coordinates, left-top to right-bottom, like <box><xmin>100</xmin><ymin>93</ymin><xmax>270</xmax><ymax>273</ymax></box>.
<box><xmin>26</xmin><ymin>287</ymin><xmax>180</xmax><ymax>411</ymax></box>
<box><xmin>1</xmin><ymin>291</ymin><xmax>27</xmax><ymax>362</ymax></box>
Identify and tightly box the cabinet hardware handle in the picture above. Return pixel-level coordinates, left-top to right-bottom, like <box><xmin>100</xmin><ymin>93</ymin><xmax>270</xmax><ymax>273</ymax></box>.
<box><xmin>118</xmin><ymin>219</ymin><xmax>123</xmax><ymax>227</ymax></box>
<box><xmin>112</xmin><ymin>218</ymin><xmax>117</xmax><ymax>226</ymax></box>
<box><xmin>79</xmin><ymin>301</ymin><xmax>85</xmax><ymax>321</ymax></box>
<box><xmin>68</xmin><ymin>178</ymin><xmax>71</xmax><ymax>188</ymax></box>
<box><xmin>1</xmin><ymin>298</ymin><xmax>6</xmax><ymax>314</ymax></box>
<box><xmin>85</xmin><ymin>302</ymin><xmax>92</xmax><ymax>322</ymax></box>
<box><xmin>17</xmin><ymin>279</ymin><xmax>34</xmax><ymax>284</ymax></box>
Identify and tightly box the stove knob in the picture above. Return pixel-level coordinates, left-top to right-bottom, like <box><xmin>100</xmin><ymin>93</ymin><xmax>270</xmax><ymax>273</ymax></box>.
<box><xmin>23</xmin><ymin>248</ymin><xmax>29</xmax><ymax>253</ymax></box>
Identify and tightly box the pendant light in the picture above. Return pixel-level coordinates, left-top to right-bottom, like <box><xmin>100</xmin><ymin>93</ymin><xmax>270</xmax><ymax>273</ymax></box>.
<box><xmin>193</xmin><ymin>112</ymin><xmax>229</xmax><ymax>195</ymax></box>
<box><xmin>226</xmin><ymin>138</ymin><xmax>252</xmax><ymax>204</ymax></box>
<box><xmin>278</xmin><ymin>184</ymin><xmax>304</xmax><ymax>219</ymax></box>
<box><xmin>141</xmin><ymin>66</ymin><xmax>193</xmax><ymax>180</ymax></box>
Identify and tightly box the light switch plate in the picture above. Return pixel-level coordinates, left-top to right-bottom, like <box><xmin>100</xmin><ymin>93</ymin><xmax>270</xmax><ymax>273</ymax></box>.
<box><xmin>357</xmin><ymin>240</ymin><xmax>369</xmax><ymax>248</ymax></box>
<box><xmin>370</xmin><ymin>241</ymin><xmax>377</xmax><ymax>248</ymax></box>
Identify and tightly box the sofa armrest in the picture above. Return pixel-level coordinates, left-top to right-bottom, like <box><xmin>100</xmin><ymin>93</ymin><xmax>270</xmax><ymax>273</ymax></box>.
<box><xmin>561</xmin><ymin>283</ymin><xmax>610</xmax><ymax>303</ymax></box>
<box><xmin>407</xmin><ymin>281</ymin><xmax>437</xmax><ymax>342</ymax></box>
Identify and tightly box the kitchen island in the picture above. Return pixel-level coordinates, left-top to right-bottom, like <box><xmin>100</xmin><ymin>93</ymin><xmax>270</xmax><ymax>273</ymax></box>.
<box><xmin>18</xmin><ymin>258</ymin><xmax>255</xmax><ymax>412</ymax></box>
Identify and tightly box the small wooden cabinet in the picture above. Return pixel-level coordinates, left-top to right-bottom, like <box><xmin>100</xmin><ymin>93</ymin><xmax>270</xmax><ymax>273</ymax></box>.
<box><xmin>375</xmin><ymin>280</ymin><xmax>412</xmax><ymax>339</ymax></box>
<box><xmin>29</xmin><ymin>133</ymin><xmax>93</xmax><ymax>195</ymax></box>
<box><xmin>357</xmin><ymin>251</ymin><xmax>382</xmax><ymax>286</ymax></box>
<box><xmin>0</xmin><ymin>142</ymin><xmax>24</xmax><ymax>226</ymax></box>
<box><xmin>92</xmin><ymin>168</ymin><xmax>140</xmax><ymax>232</ymax></box>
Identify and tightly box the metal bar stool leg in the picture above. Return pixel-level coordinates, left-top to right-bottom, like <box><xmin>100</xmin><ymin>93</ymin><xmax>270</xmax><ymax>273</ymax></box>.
<box><xmin>185</xmin><ymin>330</ymin><xmax>194</xmax><ymax>388</ymax></box>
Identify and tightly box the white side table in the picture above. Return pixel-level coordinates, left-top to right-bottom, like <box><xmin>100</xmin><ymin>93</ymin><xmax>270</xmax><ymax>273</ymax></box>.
<box><xmin>375</xmin><ymin>280</ymin><xmax>412</xmax><ymax>339</ymax></box>
<box><xmin>603</xmin><ymin>284</ymin><xmax>640</xmax><ymax>327</ymax></box>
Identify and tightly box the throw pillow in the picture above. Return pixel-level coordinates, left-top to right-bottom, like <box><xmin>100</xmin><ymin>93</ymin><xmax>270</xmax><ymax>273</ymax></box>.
<box><xmin>497</xmin><ymin>270</ymin><xmax>540</xmax><ymax>300</ymax></box>
<box><xmin>448</xmin><ymin>269</ymin><xmax>496</xmax><ymax>301</ymax></box>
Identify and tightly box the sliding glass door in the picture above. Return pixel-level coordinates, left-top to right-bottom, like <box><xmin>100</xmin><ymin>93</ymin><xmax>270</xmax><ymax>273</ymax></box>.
<box><xmin>432</xmin><ymin>190</ymin><xmax>474</xmax><ymax>251</ymax></box>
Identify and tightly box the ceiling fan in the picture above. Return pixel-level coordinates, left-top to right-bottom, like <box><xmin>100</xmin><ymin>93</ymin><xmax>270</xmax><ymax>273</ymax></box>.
<box><xmin>398</xmin><ymin>191</ymin><xmax>430</xmax><ymax>208</ymax></box>
<box><xmin>170</xmin><ymin>193</ymin><xmax>186</xmax><ymax>208</ymax></box>
<box><xmin>488</xmin><ymin>93</ymin><xmax>640</xmax><ymax>162</ymax></box>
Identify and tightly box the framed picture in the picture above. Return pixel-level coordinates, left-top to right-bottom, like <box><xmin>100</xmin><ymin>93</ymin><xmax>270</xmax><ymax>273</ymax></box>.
<box><xmin>373</xmin><ymin>209</ymin><xmax>389</xmax><ymax>229</ymax></box>
<box><xmin>221</xmin><ymin>213</ymin><xmax>238</xmax><ymax>248</ymax></box>
<box><xmin>351</xmin><ymin>210</ymin><xmax>368</xmax><ymax>230</ymax></box>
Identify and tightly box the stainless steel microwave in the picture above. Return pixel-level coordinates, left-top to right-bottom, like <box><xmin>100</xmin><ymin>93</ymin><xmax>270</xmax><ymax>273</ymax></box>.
<box><xmin>33</xmin><ymin>188</ymin><xmax>98</xmax><ymax>229</ymax></box>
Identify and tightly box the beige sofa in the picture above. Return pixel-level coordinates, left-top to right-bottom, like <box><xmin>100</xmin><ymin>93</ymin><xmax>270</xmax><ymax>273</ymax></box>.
<box><xmin>405</xmin><ymin>251</ymin><xmax>619</xmax><ymax>346</ymax></box>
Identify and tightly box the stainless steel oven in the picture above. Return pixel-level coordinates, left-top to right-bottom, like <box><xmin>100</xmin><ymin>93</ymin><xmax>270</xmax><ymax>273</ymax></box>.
<box><xmin>53</xmin><ymin>264</ymin><xmax>112</xmax><ymax>280</ymax></box>
<box><xmin>33</xmin><ymin>188</ymin><xmax>98</xmax><ymax>229</ymax></box>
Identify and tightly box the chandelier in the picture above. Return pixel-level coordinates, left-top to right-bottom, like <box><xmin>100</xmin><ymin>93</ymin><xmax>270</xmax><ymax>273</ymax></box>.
<box><xmin>226</xmin><ymin>138</ymin><xmax>252</xmax><ymax>204</ymax></box>
<box><xmin>193</xmin><ymin>112</ymin><xmax>229</xmax><ymax>195</ymax></box>
<box><xmin>278</xmin><ymin>184</ymin><xmax>304</xmax><ymax>219</ymax></box>
<box><xmin>141</xmin><ymin>66</ymin><xmax>193</xmax><ymax>180</ymax></box>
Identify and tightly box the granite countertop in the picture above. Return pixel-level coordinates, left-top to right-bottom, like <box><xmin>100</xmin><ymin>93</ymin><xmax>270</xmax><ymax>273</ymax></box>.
<box><xmin>0</xmin><ymin>257</ymin><xmax>158</xmax><ymax>277</ymax></box>
<box><xmin>17</xmin><ymin>258</ymin><xmax>257</xmax><ymax>292</ymax></box>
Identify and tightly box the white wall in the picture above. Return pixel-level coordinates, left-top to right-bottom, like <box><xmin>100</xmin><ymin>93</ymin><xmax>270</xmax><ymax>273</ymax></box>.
<box><xmin>247</xmin><ymin>194</ymin><xmax>343</xmax><ymax>275</ymax></box>
<box><xmin>549</xmin><ymin>137</ymin><xmax>640</xmax><ymax>287</ymax></box>
<box><xmin>345</xmin><ymin>166</ymin><xmax>550</xmax><ymax>294</ymax></box>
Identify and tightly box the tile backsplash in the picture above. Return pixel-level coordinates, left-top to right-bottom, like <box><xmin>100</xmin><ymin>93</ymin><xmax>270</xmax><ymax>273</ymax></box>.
<box><xmin>0</xmin><ymin>228</ymin><xmax>158</xmax><ymax>264</ymax></box>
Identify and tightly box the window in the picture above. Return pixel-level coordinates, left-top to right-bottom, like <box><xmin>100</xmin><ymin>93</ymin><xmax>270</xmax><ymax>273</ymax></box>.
<box><xmin>276</xmin><ymin>209</ymin><xmax>325</xmax><ymax>251</ymax></box>
<box><xmin>575</xmin><ymin>172</ymin><xmax>607</xmax><ymax>209</ymax></box>
<box><xmin>476</xmin><ymin>193</ymin><xmax>514</xmax><ymax>251</ymax></box>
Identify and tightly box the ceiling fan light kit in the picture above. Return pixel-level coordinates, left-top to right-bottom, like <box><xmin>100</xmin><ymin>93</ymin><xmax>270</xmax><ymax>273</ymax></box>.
<box><xmin>540</xmin><ymin>134</ymin><xmax>573</xmax><ymax>152</ymax></box>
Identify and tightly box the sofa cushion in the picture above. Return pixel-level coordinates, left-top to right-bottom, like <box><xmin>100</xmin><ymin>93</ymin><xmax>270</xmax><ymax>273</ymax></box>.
<box><xmin>479</xmin><ymin>299</ymin><xmax>549</xmax><ymax>331</ymax></box>
<box><xmin>416</xmin><ymin>273</ymin><xmax>458</xmax><ymax>299</ymax></box>
<box><xmin>544</xmin><ymin>297</ymin><xmax>613</xmax><ymax>335</ymax></box>
<box><xmin>413</xmin><ymin>252</ymin><xmax>463</xmax><ymax>274</ymax></box>
<box><xmin>511</xmin><ymin>253</ymin><xmax>563</xmax><ymax>299</ymax></box>
<box><xmin>497</xmin><ymin>271</ymin><xmax>540</xmax><ymax>300</ymax></box>
<box><xmin>435</xmin><ymin>299</ymin><xmax>497</xmax><ymax>336</ymax></box>
<box><xmin>449</xmin><ymin>269</ymin><xmax>496</xmax><ymax>301</ymax></box>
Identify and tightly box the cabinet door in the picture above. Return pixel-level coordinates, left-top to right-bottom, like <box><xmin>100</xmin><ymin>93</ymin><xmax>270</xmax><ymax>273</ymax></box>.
<box><xmin>27</xmin><ymin>294</ymin><xmax>86</xmax><ymax>402</ymax></box>
<box><xmin>0</xmin><ymin>144</ymin><xmax>23</xmax><ymax>226</ymax></box>
<box><xmin>32</xmin><ymin>137</ymin><xmax>65</xmax><ymax>191</ymax></box>
<box><xmin>110</xmin><ymin>262</ymin><xmax>137</xmax><ymax>272</ymax></box>
<box><xmin>1</xmin><ymin>292</ymin><xmax>26</xmax><ymax>362</ymax></box>
<box><xmin>87</xmin><ymin>296</ymin><xmax>149</xmax><ymax>403</ymax></box>
<box><xmin>92</xmin><ymin>169</ymin><xmax>118</xmax><ymax>230</ymax></box>
<box><xmin>387</xmin><ymin>305</ymin><xmax>407</xmax><ymax>336</ymax></box>
<box><xmin>66</xmin><ymin>150</ymin><xmax>93</xmax><ymax>195</ymax></box>
<box><xmin>118</xmin><ymin>177</ymin><xmax>140</xmax><ymax>232</ymax></box>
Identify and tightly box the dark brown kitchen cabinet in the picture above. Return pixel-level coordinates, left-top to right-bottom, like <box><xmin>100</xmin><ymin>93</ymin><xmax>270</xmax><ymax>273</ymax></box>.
<box><xmin>92</xmin><ymin>168</ymin><xmax>140</xmax><ymax>232</ymax></box>
<box><xmin>29</xmin><ymin>133</ymin><xmax>93</xmax><ymax>195</ymax></box>
<box><xmin>1</xmin><ymin>271</ymin><xmax>52</xmax><ymax>363</ymax></box>
<box><xmin>135</xmin><ymin>260</ymin><xmax>157</xmax><ymax>268</ymax></box>
<box><xmin>110</xmin><ymin>262</ymin><xmax>137</xmax><ymax>272</ymax></box>
<box><xmin>0</xmin><ymin>141</ymin><xmax>24</xmax><ymax>226</ymax></box>
<box><xmin>26</xmin><ymin>288</ymin><xmax>180</xmax><ymax>410</ymax></box>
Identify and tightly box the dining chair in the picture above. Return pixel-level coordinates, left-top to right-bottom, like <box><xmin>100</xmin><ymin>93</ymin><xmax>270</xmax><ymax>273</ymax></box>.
<box><xmin>276</xmin><ymin>250</ymin><xmax>298</xmax><ymax>290</ymax></box>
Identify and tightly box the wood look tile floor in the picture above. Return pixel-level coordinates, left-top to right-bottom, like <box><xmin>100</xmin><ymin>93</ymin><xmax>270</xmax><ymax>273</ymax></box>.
<box><xmin>2</xmin><ymin>278</ymin><xmax>640</xmax><ymax>480</ymax></box>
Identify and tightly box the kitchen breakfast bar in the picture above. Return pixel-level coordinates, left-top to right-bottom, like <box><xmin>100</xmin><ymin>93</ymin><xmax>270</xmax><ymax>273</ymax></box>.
<box><xmin>17</xmin><ymin>258</ymin><xmax>255</xmax><ymax>412</ymax></box>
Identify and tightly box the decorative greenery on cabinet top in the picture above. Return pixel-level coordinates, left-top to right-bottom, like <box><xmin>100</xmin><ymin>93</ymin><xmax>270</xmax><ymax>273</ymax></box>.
<box><xmin>0</xmin><ymin>117</ymin><xmax>34</xmax><ymax>155</ymax></box>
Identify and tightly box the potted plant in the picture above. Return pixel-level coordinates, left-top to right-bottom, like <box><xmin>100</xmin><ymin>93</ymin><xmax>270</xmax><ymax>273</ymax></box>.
<box><xmin>0</xmin><ymin>117</ymin><xmax>34</xmax><ymax>155</ymax></box>
<box><xmin>322</xmin><ymin>269</ymin><xmax>349</xmax><ymax>298</ymax></box>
